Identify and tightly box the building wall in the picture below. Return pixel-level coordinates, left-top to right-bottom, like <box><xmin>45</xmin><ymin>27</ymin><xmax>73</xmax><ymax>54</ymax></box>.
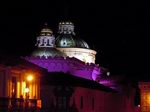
<box><xmin>139</xmin><ymin>82</ymin><xmax>150</xmax><ymax>112</ymax></box>
<box><xmin>26</xmin><ymin>56</ymin><xmax>101</xmax><ymax>81</ymax></box>
<box><xmin>0</xmin><ymin>67</ymin><xmax>11</xmax><ymax>98</ymax></box>
<box><xmin>41</xmin><ymin>85</ymin><xmax>135</xmax><ymax>112</ymax></box>
<box><xmin>56</xmin><ymin>48</ymin><xmax>96</xmax><ymax>64</ymax></box>
<box><xmin>0</xmin><ymin>65</ymin><xmax>40</xmax><ymax>99</ymax></box>
<box><xmin>0</xmin><ymin>69</ymin><xmax>5</xmax><ymax>97</ymax></box>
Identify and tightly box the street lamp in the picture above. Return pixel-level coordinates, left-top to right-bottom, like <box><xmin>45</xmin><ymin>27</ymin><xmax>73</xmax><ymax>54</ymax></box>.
<box><xmin>27</xmin><ymin>75</ymin><xmax>33</xmax><ymax>82</ymax></box>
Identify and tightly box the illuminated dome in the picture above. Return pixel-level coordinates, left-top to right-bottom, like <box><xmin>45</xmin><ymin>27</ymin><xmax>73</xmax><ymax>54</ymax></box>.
<box><xmin>32</xmin><ymin>48</ymin><xmax>66</xmax><ymax>58</ymax></box>
<box><xmin>40</xmin><ymin>27</ymin><xmax>53</xmax><ymax>36</ymax></box>
<box><xmin>56</xmin><ymin>22</ymin><xmax>89</xmax><ymax>49</ymax></box>
<box><xmin>32</xmin><ymin>24</ymin><xmax>66</xmax><ymax>58</ymax></box>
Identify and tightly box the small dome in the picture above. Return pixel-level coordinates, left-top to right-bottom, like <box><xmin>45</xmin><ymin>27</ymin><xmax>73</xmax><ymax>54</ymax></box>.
<box><xmin>56</xmin><ymin>21</ymin><xmax>90</xmax><ymax>49</ymax></box>
<box><xmin>56</xmin><ymin>34</ymin><xmax>89</xmax><ymax>48</ymax></box>
<box><xmin>32</xmin><ymin>47</ymin><xmax>66</xmax><ymax>58</ymax></box>
<box><xmin>40</xmin><ymin>23</ymin><xmax>53</xmax><ymax>36</ymax></box>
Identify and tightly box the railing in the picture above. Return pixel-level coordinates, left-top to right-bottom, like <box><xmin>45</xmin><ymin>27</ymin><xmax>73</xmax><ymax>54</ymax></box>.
<box><xmin>0</xmin><ymin>97</ymin><xmax>40</xmax><ymax>112</ymax></box>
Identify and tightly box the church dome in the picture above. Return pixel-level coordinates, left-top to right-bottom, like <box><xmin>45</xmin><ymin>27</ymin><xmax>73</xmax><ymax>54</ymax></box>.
<box><xmin>32</xmin><ymin>47</ymin><xmax>66</xmax><ymax>58</ymax></box>
<box><xmin>55</xmin><ymin>22</ymin><xmax>90</xmax><ymax>49</ymax></box>
<box><xmin>32</xmin><ymin>23</ymin><xmax>66</xmax><ymax>58</ymax></box>
<box><xmin>56</xmin><ymin>34</ymin><xmax>89</xmax><ymax>48</ymax></box>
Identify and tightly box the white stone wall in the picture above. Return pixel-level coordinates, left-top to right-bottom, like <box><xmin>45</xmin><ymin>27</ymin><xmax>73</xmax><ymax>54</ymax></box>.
<box><xmin>56</xmin><ymin>48</ymin><xmax>96</xmax><ymax>64</ymax></box>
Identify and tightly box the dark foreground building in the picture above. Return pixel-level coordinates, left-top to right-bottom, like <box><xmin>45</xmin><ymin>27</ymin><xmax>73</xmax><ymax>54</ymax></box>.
<box><xmin>40</xmin><ymin>72</ymin><xmax>135</xmax><ymax>112</ymax></box>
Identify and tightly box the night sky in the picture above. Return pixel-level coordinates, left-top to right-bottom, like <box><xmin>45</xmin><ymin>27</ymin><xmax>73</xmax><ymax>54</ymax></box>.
<box><xmin>0</xmin><ymin>1</ymin><xmax>149</xmax><ymax>77</ymax></box>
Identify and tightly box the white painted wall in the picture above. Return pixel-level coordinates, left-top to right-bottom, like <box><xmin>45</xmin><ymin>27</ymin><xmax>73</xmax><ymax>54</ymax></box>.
<box><xmin>56</xmin><ymin>48</ymin><xmax>96</xmax><ymax>64</ymax></box>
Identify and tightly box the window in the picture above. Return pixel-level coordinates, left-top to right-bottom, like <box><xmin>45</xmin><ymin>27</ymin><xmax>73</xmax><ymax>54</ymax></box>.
<box><xmin>80</xmin><ymin>96</ymin><xmax>83</xmax><ymax>109</ymax></box>
<box><xmin>92</xmin><ymin>97</ymin><xmax>94</xmax><ymax>110</ymax></box>
<box><xmin>57</xmin><ymin>96</ymin><xmax>67</xmax><ymax>109</ymax></box>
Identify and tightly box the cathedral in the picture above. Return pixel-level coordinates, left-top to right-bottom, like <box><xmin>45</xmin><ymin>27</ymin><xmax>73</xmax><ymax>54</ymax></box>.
<box><xmin>25</xmin><ymin>22</ymin><xmax>101</xmax><ymax>83</ymax></box>
<box><xmin>0</xmin><ymin>21</ymin><xmax>141</xmax><ymax>112</ymax></box>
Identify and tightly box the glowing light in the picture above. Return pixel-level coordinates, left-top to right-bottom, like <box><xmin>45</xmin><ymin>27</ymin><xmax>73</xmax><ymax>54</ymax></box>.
<box><xmin>107</xmin><ymin>72</ymin><xmax>110</xmax><ymax>76</ymax></box>
<box><xmin>22</xmin><ymin>81</ymin><xmax>26</xmax><ymax>97</ymax></box>
<box><xmin>37</xmin><ymin>100</ymin><xmax>42</xmax><ymax>108</ymax></box>
<box><xmin>25</xmin><ymin>87</ymin><xmax>29</xmax><ymax>93</ymax></box>
<box><xmin>27</xmin><ymin>75</ymin><xmax>33</xmax><ymax>81</ymax></box>
<box><xmin>147</xmin><ymin>94</ymin><xmax>150</xmax><ymax>105</ymax></box>
<box><xmin>17</xmin><ymin>82</ymin><xmax>20</xmax><ymax>98</ymax></box>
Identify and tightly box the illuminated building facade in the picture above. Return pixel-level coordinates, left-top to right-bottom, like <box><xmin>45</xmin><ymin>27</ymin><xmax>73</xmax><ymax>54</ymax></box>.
<box><xmin>0</xmin><ymin>56</ymin><xmax>44</xmax><ymax>111</ymax></box>
<box><xmin>139</xmin><ymin>82</ymin><xmax>150</xmax><ymax>112</ymax></box>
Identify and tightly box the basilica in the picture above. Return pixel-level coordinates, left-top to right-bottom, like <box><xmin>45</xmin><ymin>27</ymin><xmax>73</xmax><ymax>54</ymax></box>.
<box><xmin>0</xmin><ymin>21</ymin><xmax>142</xmax><ymax>112</ymax></box>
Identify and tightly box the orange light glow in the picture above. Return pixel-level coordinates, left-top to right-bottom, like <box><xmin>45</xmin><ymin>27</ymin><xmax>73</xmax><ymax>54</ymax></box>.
<box><xmin>147</xmin><ymin>94</ymin><xmax>150</xmax><ymax>105</ymax></box>
<box><xmin>27</xmin><ymin>75</ymin><xmax>33</xmax><ymax>81</ymax></box>
<box><xmin>25</xmin><ymin>87</ymin><xmax>29</xmax><ymax>93</ymax></box>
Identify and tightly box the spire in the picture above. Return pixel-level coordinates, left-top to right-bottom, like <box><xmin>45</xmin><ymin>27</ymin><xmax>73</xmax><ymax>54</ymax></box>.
<box><xmin>58</xmin><ymin>21</ymin><xmax>75</xmax><ymax>35</ymax></box>
<box><xmin>36</xmin><ymin>23</ymin><xmax>55</xmax><ymax>48</ymax></box>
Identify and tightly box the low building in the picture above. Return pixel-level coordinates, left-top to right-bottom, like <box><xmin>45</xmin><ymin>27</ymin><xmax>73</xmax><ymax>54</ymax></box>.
<box><xmin>40</xmin><ymin>72</ymin><xmax>135</xmax><ymax>112</ymax></box>
<box><xmin>0</xmin><ymin>55</ymin><xmax>46</xmax><ymax>111</ymax></box>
